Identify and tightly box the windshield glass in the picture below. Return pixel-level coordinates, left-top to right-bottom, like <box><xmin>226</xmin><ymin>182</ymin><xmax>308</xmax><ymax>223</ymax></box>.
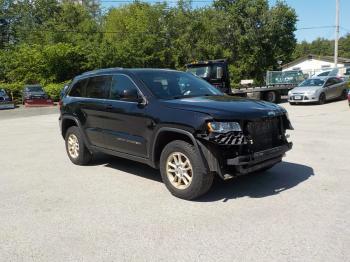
<box><xmin>135</xmin><ymin>70</ymin><xmax>223</xmax><ymax>99</ymax></box>
<box><xmin>25</xmin><ymin>86</ymin><xmax>43</xmax><ymax>92</ymax></box>
<box><xmin>299</xmin><ymin>78</ymin><xmax>325</xmax><ymax>87</ymax></box>
<box><xmin>186</xmin><ymin>66</ymin><xmax>210</xmax><ymax>78</ymax></box>
<box><xmin>0</xmin><ymin>89</ymin><xmax>6</xmax><ymax>96</ymax></box>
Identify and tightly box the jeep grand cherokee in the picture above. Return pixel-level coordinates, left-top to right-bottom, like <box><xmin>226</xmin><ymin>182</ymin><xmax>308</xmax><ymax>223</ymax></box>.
<box><xmin>59</xmin><ymin>68</ymin><xmax>293</xmax><ymax>200</ymax></box>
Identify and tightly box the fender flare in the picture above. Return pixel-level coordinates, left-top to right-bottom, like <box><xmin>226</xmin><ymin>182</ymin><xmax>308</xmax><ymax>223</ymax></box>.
<box><xmin>60</xmin><ymin>115</ymin><xmax>92</xmax><ymax>150</ymax></box>
<box><xmin>150</xmin><ymin>127</ymin><xmax>208</xmax><ymax>169</ymax></box>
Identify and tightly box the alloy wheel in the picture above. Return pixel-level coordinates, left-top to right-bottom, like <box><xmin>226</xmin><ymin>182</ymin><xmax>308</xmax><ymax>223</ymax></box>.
<box><xmin>166</xmin><ymin>152</ymin><xmax>193</xmax><ymax>190</ymax></box>
<box><xmin>67</xmin><ymin>134</ymin><xmax>80</xmax><ymax>159</ymax></box>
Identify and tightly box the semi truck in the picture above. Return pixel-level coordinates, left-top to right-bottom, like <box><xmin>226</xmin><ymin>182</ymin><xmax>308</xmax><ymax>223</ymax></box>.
<box><xmin>185</xmin><ymin>59</ymin><xmax>306</xmax><ymax>103</ymax></box>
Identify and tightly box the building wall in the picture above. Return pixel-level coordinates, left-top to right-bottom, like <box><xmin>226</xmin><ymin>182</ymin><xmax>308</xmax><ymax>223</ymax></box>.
<box><xmin>283</xmin><ymin>58</ymin><xmax>344</xmax><ymax>75</ymax></box>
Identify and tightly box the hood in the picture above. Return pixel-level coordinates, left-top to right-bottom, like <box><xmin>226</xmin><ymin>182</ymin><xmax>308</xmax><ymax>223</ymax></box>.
<box><xmin>290</xmin><ymin>86</ymin><xmax>321</xmax><ymax>93</ymax></box>
<box><xmin>160</xmin><ymin>95</ymin><xmax>286</xmax><ymax>120</ymax></box>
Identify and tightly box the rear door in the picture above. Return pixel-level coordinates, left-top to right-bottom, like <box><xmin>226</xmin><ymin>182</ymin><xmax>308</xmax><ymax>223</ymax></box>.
<box><xmin>102</xmin><ymin>74</ymin><xmax>149</xmax><ymax>157</ymax></box>
<box><xmin>332</xmin><ymin>77</ymin><xmax>345</xmax><ymax>98</ymax></box>
<box><xmin>79</xmin><ymin>75</ymin><xmax>112</xmax><ymax>148</ymax></box>
<box><xmin>324</xmin><ymin>78</ymin><xmax>337</xmax><ymax>99</ymax></box>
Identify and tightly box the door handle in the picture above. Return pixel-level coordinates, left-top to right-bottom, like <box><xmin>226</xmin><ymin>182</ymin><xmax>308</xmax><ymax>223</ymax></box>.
<box><xmin>106</xmin><ymin>104</ymin><xmax>113</xmax><ymax>110</ymax></box>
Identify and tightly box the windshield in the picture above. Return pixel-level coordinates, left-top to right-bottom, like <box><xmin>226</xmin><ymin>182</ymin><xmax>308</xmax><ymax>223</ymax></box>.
<box><xmin>25</xmin><ymin>86</ymin><xmax>43</xmax><ymax>92</ymax></box>
<box><xmin>299</xmin><ymin>78</ymin><xmax>325</xmax><ymax>87</ymax></box>
<box><xmin>0</xmin><ymin>89</ymin><xmax>6</xmax><ymax>96</ymax></box>
<box><xmin>135</xmin><ymin>70</ymin><xmax>223</xmax><ymax>99</ymax></box>
<box><xmin>186</xmin><ymin>66</ymin><xmax>210</xmax><ymax>78</ymax></box>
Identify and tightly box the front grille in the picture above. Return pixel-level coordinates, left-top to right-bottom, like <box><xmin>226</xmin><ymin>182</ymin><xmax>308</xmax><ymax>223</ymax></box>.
<box><xmin>245</xmin><ymin>117</ymin><xmax>281</xmax><ymax>152</ymax></box>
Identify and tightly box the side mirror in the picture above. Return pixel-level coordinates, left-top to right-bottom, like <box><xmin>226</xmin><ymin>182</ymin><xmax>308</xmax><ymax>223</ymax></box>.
<box><xmin>120</xmin><ymin>88</ymin><xmax>143</xmax><ymax>103</ymax></box>
<box><xmin>216</xmin><ymin>67</ymin><xmax>223</xmax><ymax>79</ymax></box>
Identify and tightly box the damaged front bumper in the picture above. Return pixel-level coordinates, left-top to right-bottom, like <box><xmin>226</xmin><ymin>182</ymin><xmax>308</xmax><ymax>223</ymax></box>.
<box><xmin>197</xmin><ymin>140</ymin><xmax>292</xmax><ymax>180</ymax></box>
<box><xmin>226</xmin><ymin>143</ymin><xmax>292</xmax><ymax>175</ymax></box>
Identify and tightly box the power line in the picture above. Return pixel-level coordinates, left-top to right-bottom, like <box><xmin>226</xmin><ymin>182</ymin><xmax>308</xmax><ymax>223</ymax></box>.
<box><xmin>296</xmin><ymin>26</ymin><xmax>335</xmax><ymax>31</ymax></box>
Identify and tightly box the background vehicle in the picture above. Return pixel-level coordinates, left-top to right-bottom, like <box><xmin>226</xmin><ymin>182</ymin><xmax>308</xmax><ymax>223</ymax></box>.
<box><xmin>60</xmin><ymin>68</ymin><xmax>293</xmax><ymax>200</ymax></box>
<box><xmin>288</xmin><ymin>77</ymin><xmax>348</xmax><ymax>105</ymax></box>
<box><xmin>185</xmin><ymin>59</ymin><xmax>231</xmax><ymax>94</ymax></box>
<box><xmin>0</xmin><ymin>88</ymin><xmax>15</xmax><ymax>109</ymax></box>
<box><xmin>22</xmin><ymin>84</ymin><xmax>54</xmax><ymax>107</ymax></box>
<box><xmin>186</xmin><ymin>59</ymin><xmax>305</xmax><ymax>103</ymax></box>
<box><xmin>312</xmin><ymin>70</ymin><xmax>333</xmax><ymax>78</ymax></box>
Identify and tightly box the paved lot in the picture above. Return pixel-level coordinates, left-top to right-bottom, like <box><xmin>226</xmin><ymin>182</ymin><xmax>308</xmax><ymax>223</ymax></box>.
<box><xmin>0</xmin><ymin>101</ymin><xmax>349</xmax><ymax>262</ymax></box>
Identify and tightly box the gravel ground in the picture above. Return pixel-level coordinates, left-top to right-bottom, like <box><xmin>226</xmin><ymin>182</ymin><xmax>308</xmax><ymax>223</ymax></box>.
<box><xmin>0</xmin><ymin>100</ymin><xmax>349</xmax><ymax>262</ymax></box>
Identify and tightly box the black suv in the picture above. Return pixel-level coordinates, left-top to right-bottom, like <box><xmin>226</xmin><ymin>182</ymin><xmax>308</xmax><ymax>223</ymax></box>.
<box><xmin>59</xmin><ymin>68</ymin><xmax>293</xmax><ymax>200</ymax></box>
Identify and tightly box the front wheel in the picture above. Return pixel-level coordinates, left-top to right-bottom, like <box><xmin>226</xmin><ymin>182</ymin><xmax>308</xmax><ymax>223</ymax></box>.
<box><xmin>160</xmin><ymin>140</ymin><xmax>213</xmax><ymax>200</ymax></box>
<box><xmin>318</xmin><ymin>93</ymin><xmax>326</xmax><ymax>105</ymax></box>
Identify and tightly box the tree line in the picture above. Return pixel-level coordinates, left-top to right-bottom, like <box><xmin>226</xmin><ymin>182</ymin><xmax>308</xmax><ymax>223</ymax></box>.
<box><xmin>0</xmin><ymin>0</ymin><xmax>299</xmax><ymax>96</ymax></box>
<box><xmin>293</xmin><ymin>36</ymin><xmax>350</xmax><ymax>60</ymax></box>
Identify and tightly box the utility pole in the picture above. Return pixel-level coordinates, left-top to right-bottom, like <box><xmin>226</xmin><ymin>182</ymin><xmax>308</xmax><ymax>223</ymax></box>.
<box><xmin>334</xmin><ymin>0</ymin><xmax>339</xmax><ymax>67</ymax></box>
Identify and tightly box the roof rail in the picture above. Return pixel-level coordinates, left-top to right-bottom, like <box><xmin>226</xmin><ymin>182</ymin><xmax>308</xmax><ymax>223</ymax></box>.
<box><xmin>81</xmin><ymin>67</ymin><xmax>123</xmax><ymax>75</ymax></box>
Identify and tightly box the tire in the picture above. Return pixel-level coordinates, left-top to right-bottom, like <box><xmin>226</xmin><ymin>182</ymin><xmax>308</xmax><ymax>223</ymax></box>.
<box><xmin>65</xmin><ymin>126</ymin><xmax>92</xmax><ymax>165</ymax></box>
<box><xmin>318</xmin><ymin>93</ymin><xmax>326</xmax><ymax>105</ymax></box>
<box><xmin>160</xmin><ymin>140</ymin><xmax>214</xmax><ymax>200</ymax></box>
<box><xmin>264</xmin><ymin>91</ymin><xmax>279</xmax><ymax>103</ymax></box>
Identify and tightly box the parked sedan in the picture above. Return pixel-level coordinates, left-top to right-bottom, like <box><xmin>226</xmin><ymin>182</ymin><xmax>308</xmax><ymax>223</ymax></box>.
<box><xmin>288</xmin><ymin>77</ymin><xmax>348</xmax><ymax>105</ymax></box>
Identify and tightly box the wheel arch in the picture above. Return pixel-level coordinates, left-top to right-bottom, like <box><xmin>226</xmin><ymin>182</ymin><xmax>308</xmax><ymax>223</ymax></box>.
<box><xmin>61</xmin><ymin>116</ymin><xmax>80</xmax><ymax>138</ymax></box>
<box><xmin>151</xmin><ymin>128</ymin><xmax>198</xmax><ymax>168</ymax></box>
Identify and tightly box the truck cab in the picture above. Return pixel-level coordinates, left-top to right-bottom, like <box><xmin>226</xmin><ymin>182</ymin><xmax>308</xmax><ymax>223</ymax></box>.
<box><xmin>185</xmin><ymin>59</ymin><xmax>232</xmax><ymax>94</ymax></box>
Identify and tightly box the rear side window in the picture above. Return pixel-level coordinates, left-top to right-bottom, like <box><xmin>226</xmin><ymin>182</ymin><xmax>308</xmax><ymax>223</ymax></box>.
<box><xmin>69</xmin><ymin>79</ymin><xmax>88</xmax><ymax>97</ymax></box>
<box><xmin>326</xmin><ymin>78</ymin><xmax>336</xmax><ymax>86</ymax></box>
<box><xmin>318</xmin><ymin>71</ymin><xmax>330</xmax><ymax>77</ymax></box>
<box><xmin>85</xmin><ymin>76</ymin><xmax>112</xmax><ymax>99</ymax></box>
<box><xmin>110</xmin><ymin>75</ymin><xmax>139</xmax><ymax>100</ymax></box>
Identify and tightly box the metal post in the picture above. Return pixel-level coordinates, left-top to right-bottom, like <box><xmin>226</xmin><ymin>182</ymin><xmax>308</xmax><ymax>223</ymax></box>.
<box><xmin>334</xmin><ymin>0</ymin><xmax>339</xmax><ymax>67</ymax></box>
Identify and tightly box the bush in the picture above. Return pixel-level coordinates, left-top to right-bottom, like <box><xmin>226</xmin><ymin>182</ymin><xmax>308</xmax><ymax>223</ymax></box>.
<box><xmin>44</xmin><ymin>83</ymin><xmax>67</xmax><ymax>101</ymax></box>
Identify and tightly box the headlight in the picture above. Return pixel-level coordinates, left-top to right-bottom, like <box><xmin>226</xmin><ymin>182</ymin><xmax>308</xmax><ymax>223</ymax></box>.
<box><xmin>306</xmin><ymin>90</ymin><xmax>316</xmax><ymax>95</ymax></box>
<box><xmin>207</xmin><ymin>121</ymin><xmax>242</xmax><ymax>133</ymax></box>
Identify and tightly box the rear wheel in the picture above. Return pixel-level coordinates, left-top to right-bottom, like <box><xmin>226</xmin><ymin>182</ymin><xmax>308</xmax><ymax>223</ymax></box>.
<box><xmin>341</xmin><ymin>89</ymin><xmax>348</xmax><ymax>100</ymax></box>
<box><xmin>318</xmin><ymin>93</ymin><xmax>326</xmax><ymax>105</ymax></box>
<box><xmin>264</xmin><ymin>91</ymin><xmax>280</xmax><ymax>103</ymax></box>
<box><xmin>65</xmin><ymin>126</ymin><xmax>92</xmax><ymax>165</ymax></box>
<box><xmin>160</xmin><ymin>140</ymin><xmax>213</xmax><ymax>200</ymax></box>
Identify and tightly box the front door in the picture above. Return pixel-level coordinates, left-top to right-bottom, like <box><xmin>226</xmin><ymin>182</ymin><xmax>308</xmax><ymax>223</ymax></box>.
<box><xmin>102</xmin><ymin>74</ymin><xmax>150</xmax><ymax>158</ymax></box>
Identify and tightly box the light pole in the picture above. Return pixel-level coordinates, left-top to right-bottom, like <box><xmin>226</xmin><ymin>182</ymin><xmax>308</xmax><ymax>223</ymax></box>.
<box><xmin>334</xmin><ymin>0</ymin><xmax>339</xmax><ymax>67</ymax></box>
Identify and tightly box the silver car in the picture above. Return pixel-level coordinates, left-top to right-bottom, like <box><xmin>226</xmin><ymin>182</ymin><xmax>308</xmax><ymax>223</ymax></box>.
<box><xmin>288</xmin><ymin>77</ymin><xmax>348</xmax><ymax>105</ymax></box>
